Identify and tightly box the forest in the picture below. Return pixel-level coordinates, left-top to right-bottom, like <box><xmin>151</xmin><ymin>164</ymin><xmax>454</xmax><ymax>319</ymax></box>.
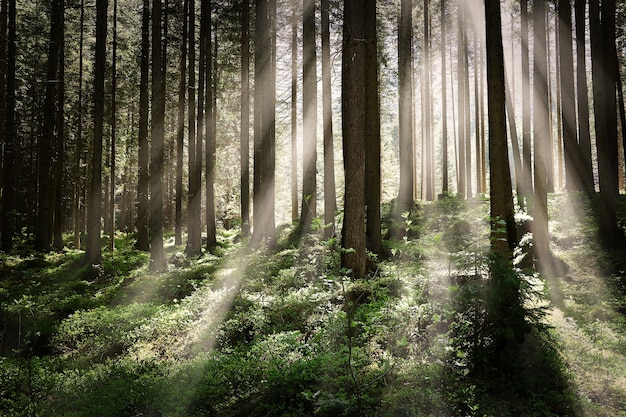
<box><xmin>1</xmin><ymin>0</ymin><xmax>626</xmax><ymax>415</ymax></box>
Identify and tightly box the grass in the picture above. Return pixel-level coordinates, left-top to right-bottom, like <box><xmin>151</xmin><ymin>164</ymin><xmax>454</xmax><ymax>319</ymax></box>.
<box><xmin>0</xmin><ymin>195</ymin><xmax>625</xmax><ymax>416</ymax></box>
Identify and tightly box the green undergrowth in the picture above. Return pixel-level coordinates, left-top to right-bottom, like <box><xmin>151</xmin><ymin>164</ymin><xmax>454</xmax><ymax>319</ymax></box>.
<box><xmin>1</xmin><ymin>195</ymin><xmax>625</xmax><ymax>416</ymax></box>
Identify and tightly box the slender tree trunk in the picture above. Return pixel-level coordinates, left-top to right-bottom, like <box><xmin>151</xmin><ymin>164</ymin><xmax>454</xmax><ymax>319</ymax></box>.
<box><xmin>441</xmin><ymin>0</ymin><xmax>448</xmax><ymax>195</ymax></box>
<box><xmin>290</xmin><ymin>2</ymin><xmax>298</xmax><ymax>222</ymax></box>
<box><xmin>575</xmin><ymin>0</ymin><xmax>594</xmax><ymax>194</ymax></box>
<box><xmin>554</xmin><ymin>13</ymin><xmax>564</xmax><ymax>190</ymax></box>
<box><xmin>0</xmin><ymin>0</ymin><xmax>6</xmax><ymax>212</ymax></box>
<box><xmin>150</xmin><ymin>0</ymin><xmax>166</xmax><ymax>269</ymax></box>
<box><xmin>505</xmin><ymin>72</ymin><xmax>524</xmax><ymax>208</ymax></box>
<box><xmin>241</xmin><ymin>0</ymin><xmax>250</xmax><ymax>236</ymax></box>
<box><xmin>545</xmin><ymin>7</ymin><xmax>555</xmax><ymax>193</ymax></box>
<box><xmin>53</xmin><ymin>0</ymin><xmax>65</xmax><ymax>251</ymax></box>
<box><xmin>187</xmin><ymin>0</ymin><xmax>201</xmax><ymax>254</ymax></box>
<box><xmin>474</xmin><ymin>28</ymin><xmax>482</xmax><ymax>195</ymax></box>
<box><xmin>73</xmin><ymin>0</ymin><xmax>85</xmax><ymax>249</ymax></box>
<box><xmin>300</xmin><ymin>0</ymin><xmax>317</xmax><ymax>233</ymax></box>
<box><xmin>175</xmin><ymin>0</ymin><xmax>188</xmax><ymax>246</ymax></box>
<box><xmin>457</xmin><ymin>0</ymin><xmax>466</xmax><ymax>198</ymax></box>
<box><xmin>423</xmin><ymin>0</ymin><xmax>433</xmax><ymax>201</ymax></box>
<box><xmin>463</xmin><ymin>25</ymin><xmax>472</xmax><ymax>198</ymax></box>
<box><xmin>136</xmin><ymin>0</ymin><xmax>150</xmax><ymax>252</ymax></box>
<box><xmin>87</xmin><ymin>0</ymin><xmax>108</xmax><ymax>265</ymax></box>
<box><xmin>533</xmin><ymin>0</ymin><xmax>552</xmax><ymax>269</ymax></box>
<box><xmin>108</xmin><ymin>0</ymin><xmax>118</xmax><ymax>251</ymax></box>
<box><xmin>520</xmin><ymin>0</ymin><xmax>532</xmax><ymax>208</ymax></box>
<box><xmin>205</xmin><ymin>1</ymin><xmax>217</xmax><ymax>251</ymax></box>
<box><xmin>342</xmin><ymin>0</ymin><xmax>366</xmax><ymax>278</ymax></box>
<box><xmin>322</xmin><ymin>0</ymin><xmax>336</xmax><ymax>238</ymax></box>
<box><xmin>479</xmin><ymin>40</ymin><xmax>487</xmax><ymax>195</ymax></box>
<box><xmin>398</xmin><ymin>0</ymin><xmax>413</xmax><ymax>213</ymax></box>
<box><xmin>0</xmin><ymin>0</ymin><xmax>15</xmax><ymax>252</ymax></box>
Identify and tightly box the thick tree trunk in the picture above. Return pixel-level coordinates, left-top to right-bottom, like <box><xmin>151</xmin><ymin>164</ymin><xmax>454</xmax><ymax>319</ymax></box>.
<box><xmin>108</xmin><ymin>0</ymin><xmax>118</xmax><ymax>251</ymax></box>
<box><xmin>290</xmin><ymin>2</ymin><xmax>298</xmax><ymax>222</ymax></box>
<box><xmin>187</xmin><ymin>0</ymin><xmax>201</xmax><ymax>254</ymax></box>
<box><xmin>364</xmin><ymin>0</ymin><xmax>382</xmax><ymax>255</ymax></box>
<box><xmin>205</xmin><ymin>2</ymin><xmax>217</xmax><ymax>251</ymax></box>
<box><xmin>520</xmin><ymin>0</ymin><xmax>532</xmax><ymax>208</ymax></box>
<box><xmin>441</xmin><ymin>0</ymin><xmax>448</xmax><ymax>195</ymax></box>
<box><xmin>342</xmin><ymin>0</ymin><xmax>366</xmax><ymax>279</ymax></box>
<box><xmin>484</xmin><ymin>0</ymin><xmax>516</xmax><ymax>257</ymax></box>
<box><xmin>423</xmin><ymin>0</ymin><xmax>433</xmax><ymax>201</ymax></box>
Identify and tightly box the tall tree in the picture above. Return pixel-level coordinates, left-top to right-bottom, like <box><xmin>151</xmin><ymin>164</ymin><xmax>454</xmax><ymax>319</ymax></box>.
<box><xmin>398</xmin><ymin>0</ymin><xmax>413</xmax><ymax>213</ymax></box>
<box><xmin>364</xmin><ymin>0</ymin><xmax>382</xmax><ymax>255</ymax></box>
<box><xmin>36</xmin><ymin>0</ymin><xmax>64</xmax><ymax>251</ymax></box>
<box><xmin>187</xmin><ymin>0</ymin><xmax>202</xmax><ymax>254</ymax></box>
<box><xmin>150</xmin><ymin>0</ymin><xmax>166</xmax><ymax>269</ymax></box>
<box><xmin>321</xmin><ymin>0</ymin><xmax>336</xmax><ymax>238</ymax></box>
<box><xmin>533</xmin><ymin>0</ymin><xmax>552</xmax><ymax>269</ymax></box>
<box><xmin>241</xmin><ymin>0</ymin><xmax>251</xmax><ymax>236</ymax></box>
<box><xmin>590</xmin><ymin>0</ymin><xmax>620</xmax><ymax>239</ymax></box>
<box><xmin>457</xmin><ymin>0</ymin><xmax>466</xmax><ymax>198</ymax></box>
<box><xmin>423</xmin><ymin>0</ymin><xmax>433</xmax><ymax>201</ymax></box>
<box><xmin>300</xmin><ymin>0</ymin><xmax>317</xmax><ymax>233</ymax></box>
<box><xmin>0</xmin><ymin>0</ymin><xmax>6</xmax><ymax>201</ymax></box>
<box><xmin>290</xmin><ymin>1</ymin><xmax>298</xmax><ymax>222</ymax></box>
<box><xmin>108</xmin><ymin>0</ymin><xmax>118</xmax><ymax>251</ymax></box>
<box><xmin>86</xmin><ymin>0</ymin><xmax>108</xmax><ymax>265</ymax></box>
<box><xmin>575</xmin><ymin>0</ymin><xmax>594</xmax><ymax>194</ymax></box>
<box><xmin>0</xmin><ymin>0</ymin><xmax>15</xmax><ymax>252</ymax></box>
<box><xmin>520</xmin><ymin>0</ymin><xmax>532</xmax><ymax>208</ymax></box>
<box><xmin>342</xmin><ymin>0</ymin><xmax>366</xmax><ymax>278</ymax></box>
<box><xmin>252</xmin><ymin>0</ymin><xmax>276</xmax><ymax>246</ymax></box>
<box><xmin>205</xmin><ymin>0</ymin><xmax>217</xmax><ymax>251</ymax></box>
<box><xmin>73</xmin><ymin>0</ymin><xmax>85</xmax><ymax>249</ymax></box>
<box><xmin>175</xmin><ymin>0</ymin><xmax>188</xmax><ymax>246</ymax></box>
<box><xmin>136</xmin><ymin>0</ymin><xmax>150</xmax><ymax>252</ymax></box>
<box><xmin>53</xmin><ymin>0</ymin><xmax>65</xmax><ymax>252</ymax></box>
<box><xmin>484</xmin><ymin>0</ymin><xmax>516</xmax><ymax>257</ymax></box>
<box><xmin>441</xmin><ymin>0</ymin><xmax>449</xmax><ymax>195</ymax></box>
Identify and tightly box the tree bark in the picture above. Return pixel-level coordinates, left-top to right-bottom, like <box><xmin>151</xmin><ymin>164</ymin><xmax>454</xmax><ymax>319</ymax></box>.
<box><xmin>108</xmin><ymin>0</ymin><xmax>118</xmax><ymax>251</ymax></box>
<box><xmin>86</xmin><ymin>0</ymin><xmax>108</xmax><ymax>265</ymax></box>
<box><xmin>73</xmin><ymin>0</ymin><xmax>85</xmax><ymax>249</ymax></box>
<box><xmin>423</xmin><ymin>0</ymin><xmax>433</xmax><ymax>201</ymax></box>
<box><xmin>53</xmin><ymin>0</ymin><xmax>65</xmax><ymax>251</ymax></box>
<box><xmin>342</xmin><ymin>0</ymin><xmax>366</xmax><ymax>278</ymax></box>
<box><xmin>398</xmin><ymin>0</ymin><xmax>413</xmax><ymax>213</ymax></box>
<box><xmin>290</xmin><ymin>1</ymin><xmax>298</xmax><ymax>222</ymax></box>
<box><xmin>321</xmin><ymin>0</ymin><xmax>336</xmax><ymax>239</ymax></box>
<box><xmin>150</xmin><ymin>0</ymin><xmax>166</xmax><ymax>269</ymax></box>
<box><xmin>457</xmin><ymin>0</ymin><xmax>466</xmax><ymax>198</ymax></box>
<box><xmin>205</xmin><ymin>1</ymin><xmax>217</xmax><ymax>251</ymax></box>
<box><xmin>241</xmin><ymin>0</ymin><xmax>251</xmax><ymax>236</ymax></box>
<box><xmin>300</xmin><ymin>0</ymin><xmax>317</xmax><ymax>233</ymax></box>
<box><xmin>175</xmin><ymin>0</ymin><xmax>188</xmax><ymax>246</ymax></box>
<box><xmin>136</xmin><ymin>0</ymin><xmax>150</xmax><ymax>252</ymax></box>
<box><xmin>441</xmin><ymin>0</ymin><xmax>449</xmax><ymax>195</ymax></box>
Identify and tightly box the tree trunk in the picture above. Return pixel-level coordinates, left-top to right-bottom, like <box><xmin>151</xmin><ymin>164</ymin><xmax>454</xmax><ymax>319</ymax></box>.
<box><xmin>108</xmin><ymin>0</ymin><xmax>118</xmax><ymax>251</ymax></box>
<box><xmin>205</xmin><ymin>2</ymin><xmax>217</xmax><ymax>251</ymax></box>
<box><xmin>575</xmin><ymin>0</ymin><xmax>594</xmax><ymax>194</ymax></box>
<box><xmin>252</xmin><ymin>0</ymin><xmax>276</xmax><ymax>246</ymax></box>
<box><xmin>441</xmin><ymin>0</ymin><xmax>448</xmax><ymax>195</ymax></box>
<box><xmin>342</xmin><ymin>0</ymin><xmax>366</xmax><ymax>279</ymax></box>
<box><xmin>484</xmin><ymin>0</ymin><xmax>516</xmax><ymax>258</ymax></box>
<box><xmin>175</xmin><ymin>0</ymin><xmax>188</xmax><ymax>246</ymax></box>
<box><xmin>321</xmin><ymin>0</ymin><xmax>336</xmax><ymax>239</ymax></box>
<box><xmin>398</xmin><ymin>0</ymin><xmax>413</xmax><ymax>213</ymax></box>
<box><xmin>136</xmin><ymin>0</ymin><xmax>150</xmax><ymax>252</ymax></box>
<box><xmin>187</xmin><ymin>0</ymin><xmax>201</xmax><ymax>254</ymax></box>
<box><xmin>423</xmin><ymin>0</ymin><xmax>433</xmax><ymax>201</ymax></box>
<box><xmin>290</xmin><ymin>1</ymin><xmax>298</xmax><ymax>222</ymax></box>
<box><xmin>364</xmin><ymin>0</ymin><xmax>382</xmax><ymax>255</ymax></box>
<box><xmin>533</xmin><ymin>0</ymin><xmax>552</xmax><ymax>269</ymax></box>
<box><xmin>590</xmin><ymin>0</ymin><xmax>620</xmax><ymax>240</ymax></box>
<box><xmin>520</xmin><ymin>0</ymin><xmax>532</xmax><ymax>208</ymax></box>
<box><xmin>241</xmin><ymin>0</ymin><xmax>250</xmax><ymax>236</ymax></box>
<box><xmin>53</xmin><ymin>0</ymin><xmax>65</xmax><ymax>251</ymax></box>
<box><xmin>73</xmin><ymin>0</ymin><xmax>85</xmax><ymax>249</ymax></box>
<box><xmin>36</xmin><ymin>0</ymin><xmax>64</xmax><ymax>251</ymax></box>
<box><xmin>300</xmin><ymin>0</ymin><xmax>317</xmax><ymax>233</ymax></box>
<box><xmin>86</xmin><ymin>0</ymin><xmax>108</xmax><ymax>265</ymax></box>
<box><xmin>150</xmin><ymin>0</ymin><xmax>166</xmax><ymax>269</ymax></box>
<box><xmin>0</xmin><ymin>0</ymin><xmax>15</xmax><ymax>252</ymax></box>
<box><xmin>0</xmin><ymin>0</ymin><xmax>6</xmax><ymax>213</ymax></box>
<box><xmin>457</xmin><ymin>0</ymin><xmax>466</xmax><ymax>198</ymax></box>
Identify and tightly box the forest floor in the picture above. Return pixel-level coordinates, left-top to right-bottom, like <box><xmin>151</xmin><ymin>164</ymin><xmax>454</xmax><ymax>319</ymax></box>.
<box><xmin>1</xmin><ymin>194</ymin><xmax>625</xmax><ymax>416</ymax></box>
